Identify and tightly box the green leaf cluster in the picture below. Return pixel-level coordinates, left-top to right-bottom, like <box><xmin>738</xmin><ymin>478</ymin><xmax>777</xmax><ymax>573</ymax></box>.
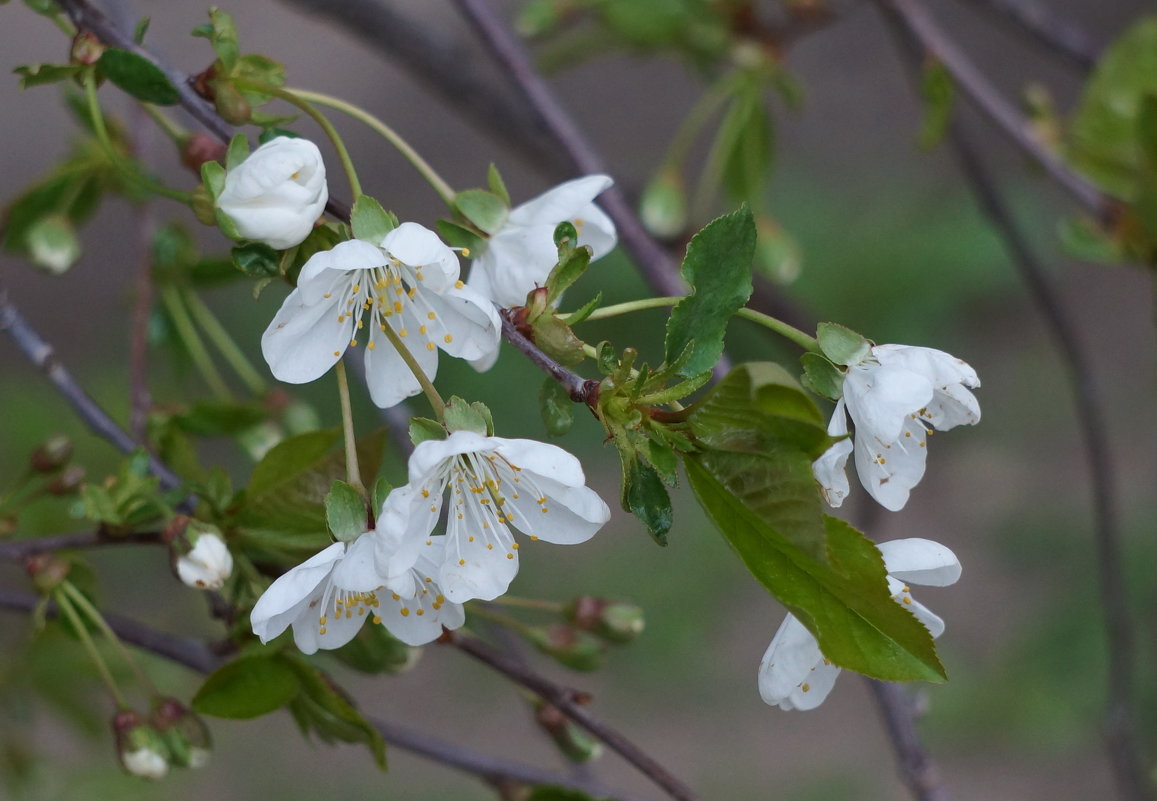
<box><xmin>192</xmin><ymin>9</ymin><xmax>288</xmax><ymax>126</ymax></box>
<box><xmin>78</xmin><ymin>451</ymin><xmax>172</xmax><ymax>532</ymax></box>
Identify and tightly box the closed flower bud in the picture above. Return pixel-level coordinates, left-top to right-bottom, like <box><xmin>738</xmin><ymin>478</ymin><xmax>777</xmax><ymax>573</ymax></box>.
<box><xmin>175</xmin><ymin>523</ymin><xmax>233</xmax><ymax>590</ymax></box>
<box><xmin>46</xmin><ymin>465</ymin><xmax>86</xmax><ymax>496</ymax></box>
<box><xmin>180</xmin><ymin>133</ymin><xmax>228</xmax><ymax>172</ymax></box>
<box><xmin>153</xmin><ymin>699</ymin><xmax>211</xmax><ymax>769</ymax></box>
<box><xmin>26</xmin><ymin>553</ymin><xmax>70</xmax><ymax>592</ymax></box>
<box><xmin>534</xmin><ymin>701</ymin><xmax>603</xmax><ymax>763</ymax></box>
<box><xmin>524</xmin><ymin>624</ymin><xmax>607</xmax><ymax>672</ymax></box>
<box><xmin>564</xmin><ymin>596</ymin><xmax>644</xmax><ymax>644</ymax></box>
<box><xmin>31</xmin><ymin>435</ymin><xmax>73</xmax><ymax>473</ymax></box>
<box><xmin>70</xmin><ymin>31</ymin><xmax>106</xmax><ymax>65</ymax></box>
<box><xmin>112</xmin><ymin>711</ymin><xmax>170</xmax><ymax>780</ymax></box>
<box><xmin>216</xmin><ymin>137</ymin><xmax>328</xmax><ymax>250</ymax></box>
<box><xmin>639</xmin><ymin>167</ymin><xmax>688</xmax><ymax>240</ymax></box>
<box><xmin>26</xmin><ymin>215</ymin><xmax>80</xmax><ymax>275</ymax></box>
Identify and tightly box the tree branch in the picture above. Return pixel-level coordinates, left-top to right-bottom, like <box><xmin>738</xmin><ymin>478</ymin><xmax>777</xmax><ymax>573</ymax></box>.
<box><xmin>0</xmin><ymin>281</ymin><xmax>183</xmax><ymax>491</ymax></box>
<box><xmin>953</xmin><ymin>0</ymin><xmax>1099</xmax><ymax>70</ymax></box>
<box><xmin>875</xmin><ymin>0</ymin><xmax>1112</xmax><ymax>219</ymax></box>
<box><xmin>447</xmin><ymin>630</ymin><xmax>703</xmax><ymax>801</ymax></box>
<box><xmin>500</xmin><ymin>311</ymin><xmax>596</xmax><ymax>404</ymax></box>
<box><xmin>0</xmin><ymin>530</ymin><xmax>160</xmax><ymax>562</ymax></box>
<box><xmin>866</xmin><ymin>680</ymin><xmax>951</xmax><ymax>801</ymax></box>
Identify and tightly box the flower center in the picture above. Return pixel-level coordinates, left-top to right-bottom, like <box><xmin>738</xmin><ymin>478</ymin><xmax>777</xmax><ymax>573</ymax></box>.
<box><xmin>317</xmin><ymin>582</ymin><xmax>382</xmax><ymax>635</ymax></box>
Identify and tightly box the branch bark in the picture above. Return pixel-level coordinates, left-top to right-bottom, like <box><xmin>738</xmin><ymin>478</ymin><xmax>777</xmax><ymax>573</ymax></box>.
<box><xmin>953</xmin><ymin>0</ymin><xmax>1099</xmax><ymax>70</ymax></box>
<box><xmin>866</xmin><ymin>680</ymin><xmax>951</xmax><ymax>801</ymax></box>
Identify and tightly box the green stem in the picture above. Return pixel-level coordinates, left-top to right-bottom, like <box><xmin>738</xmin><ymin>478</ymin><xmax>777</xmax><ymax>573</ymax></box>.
<box><xmin>286</xmin><ymin>87</ymin><xmax>457</xmax><ymax>208</ymax></box>
<box><xmin>235</xmin><ymin>81</ymin><xmax>363</xmax><ymax>200</ymax></box>
<box><xmin>467</xmin><ymin>603</ymin><xmax>534</xmax><ymax>636</ymax></box>
<box><xmin>139</xmin><ymin>104</ymin><xmax>188</xmax><ymax>145</ymax></box>
<box><xmin>159</xmin><ymin>285</ymin><xmax>234</xmax><ymax>401</ymax></box>
<box><xmin>660</xmin><ymin>73</ymin><xmax>738</xmax><ymax>171</ymax></box>
<box><xmin>60</xmin><ymin>582</ymin><xmax>159</xmax><ymax>697</ymax></box>
<box><xmin>334</xmin><ymin>360</ymin><xmax>365</xmax><ymax>493</ymax></box>
<box><xmin>181</xmin><ymin>287</ymin><xmax>268</xmax><ymax>396</ymax></box>
<box><xmin>490</xmin><ymin>596</ymin><xmax>564</xmax><ymax>614</ymax></box>
<box><xmin>378</xmin><ymin>324</ymin><xmax>446</xmax><ymax>420</ymax></box>
<box><xmin>564</xmin><ymin>296</ymin><xmax>820</xmax><ymax>352</ymax></box>
<box><xmin>53</xmin><ymin>588</ymin><xmax>128</xmax><ymax>709</ymax></box>
<box><xmin>82</xmin><ymin>71</ymin><xmax>192</xmax><ymax>205</ymax></box>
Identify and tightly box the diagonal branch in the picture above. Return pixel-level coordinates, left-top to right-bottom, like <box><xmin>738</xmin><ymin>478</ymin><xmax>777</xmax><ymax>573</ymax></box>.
<box><xmin>876</xmin><ymin>0</ymin><xmax>1112</xmax><ymax>219</ymax></box>
<box><xmin>866</xmin><ymin>680</ymin><xmax>951</xmax><ymax>801</ymax></box>
<box><xmin>952</xmin><ymin>0</ymin><xmax>1099</xmax><ymax>70</ymax></box>
<box><xmin>448</xmin><ymin>630</ymin><xmax>703</xmax><ymax>801</ymax></box>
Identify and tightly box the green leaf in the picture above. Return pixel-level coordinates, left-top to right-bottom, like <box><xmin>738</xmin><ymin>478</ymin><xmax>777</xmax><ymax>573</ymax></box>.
<box><xmin>487</xmin><ymin>162</ymin><xmax>510</xmax><ymax>205</ymax></box>
<box><xmin>195</xmin><ymin>8</ymin><xmax>240</xmax><ymax>73</ymax></box>
<box><xmin>96</xmin><ymin>49</ymin><xmax>179</xmax><ymax>105</ymax></box>
<box><xmin>231</xmin><ymin>242</ymin><xmax>280</xmax><ymax>278</ymax></box>
<box><xmin>334</xmin><ymin>624</ymin><xmax>417</xmax><ymax>675</ymax></box>
<box><xmin>200</xmin><ymin>159</ymin><xmax>225</xmax><ymax>199</ymax></box>
<box><xmin>816</xmin><ymin>322</ymin><xmax>869</xmax><ymax>366</ymax></box>
<box><xmin>192</xmin><ymin>655</ymin><xmax>301</xmax><ymax>719</ymax></box>
<box><xmin>624</xmin><ymin>459</ymin><xmax>671</xmax><ymax>546</ymax></box>
<box><xmin>455</xmin><ymin>189</ymin><xmax>509</xmax><ymax>235</ymax></box>
<box><xmin>539</xmin><ymin>378</ymin><xmax>574</xmax><ymax>437</ymax></box>
<box><xmin>409</xmin><ymin>417</ymin><xmax>445</xmax><ymax>446</ymax></box>
<box><xmin>283</xmin><ymin>657</ymin><xmax>386</xmax><ymax>767</ymax></box>
<box><xmin>546</xmin><ymin>240</ymin><xmax>592</xmax><ymax>306</ymax></box>
<box><xmin>1057</xmin><ymin>217</ymin><xmax>1126</xmax><ymax>263</ymax></box>
<box><xmin>564</xmin><ymin>291</ymin><xmax>602</xmax><ymax>324</ymax></box>
<box><xmin>1067</xmin><ymin>18</ymin><xmax>1157</xmax><ymax>199</ymax></box>
<box><xmin>443</xmin><ymin>397</ymin><xmax>492</xmax><ymax>436</ymax></box>
<box><xmin>13</xmin><ymin>63</ymin><xmax>82</xmax><ymax>89</ymax></box>
<box><xmin>224</xmin><ymin>133</ymin><xmax>249</xmax><ymax>172</ymax></box>
<box><xmin>684</xmin><ymin>458</ymin><xmax>945</xmax><ymax>683</ymax></box>
<box><xmin>714</xmin><ymin>85</ymin><xmax>773</xmax><ymax>203</ymax></box>
<box><xmin>350</xmin><ymin>195</ymin><xmax>397</xmax><ymax>244</ymax></box>
<box><xmin>172</xmin><ymin>401</ymin><xmax>267</xmax><ymax>436</ymax></box>
<box><xmin>917</xmin><ymin>59</ymin><xmax>955</xmax><ymax>151</ymax></box>
<box><xmin>370</xmin><ymin>476</ymin><xmax>393</xmax><ymax>517</ymax></box>
<box><xmin>800</xmin><ymin>353</ymin><xmax>844</xmax><ymax>401</ymax></box>
<box><xmin>664</xmin><ymin>206</ymin><xmax>756</xmax><ymax>376</ymax></box>
<box><xmin>133</xmin><ymin>17</ymin><xmax>151</xmax><ymax>45</ymax></box>
<box><xmin>326</xmin><ymin>480</ymin><xmax>367</xmax><ymax>542</ymax></box>
<box><xmin>687</xmin><ymin>363</ymin><xmax>831</xmax><ymax>458</ymax></box>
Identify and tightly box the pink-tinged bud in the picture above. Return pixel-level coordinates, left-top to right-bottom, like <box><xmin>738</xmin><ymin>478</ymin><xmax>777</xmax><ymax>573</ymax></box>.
<box><xmin>112</xmin><ymin>710</ymin><xmax>171</xmax><ymax>780</ymax></box>
<box><xmin>153</xmin><ymin>698</ymin><xmax>212</xmax><ymax>769</ymax></box>
<box><xmin>46</xmin><ymin>465</ymin><xmax>86</xmax><ymax>496</ymax></box>
<box><xmin>70</xmin><ymin>31</ymin><xmax>106</xmax><ymax>66</ymax></box>
<box><xmin>564</xmin><ymin>596</ymin><xmax>645</xmax><ymax>644</ymax></box>
<box><xmin>31</xmin><ymin>435</ymin><xmax>73</xmax><ymax>473</ymax></box>
<box><xmin>524</xmin><ymin>624</ymin><xmax>606</xmax><ymax>672</ymax></box>
<box><xmin>534</xmin><ymin>701</ymin><xmax>603</xmax><ymax>762</ymax></box>
<box><xmin>180</xmin><ymin>133</ymin><xmax>227</xmax><ymax>172</ymax></box>
<box><xmin>26</xmin><ymin>553</ymin><xmax>70</xmax><ymax>592</ymax></box>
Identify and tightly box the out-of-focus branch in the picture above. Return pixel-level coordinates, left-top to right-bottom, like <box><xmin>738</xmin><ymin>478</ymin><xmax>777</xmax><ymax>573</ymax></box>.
<box><xmin>448</xmin><ymin>630</ymin><xmax>703</xmax><ymax>801</ymax></box>
<box><xmin>945</xmin><ymin>123</ymin><xmax>1152</xmax><ymax>801</ymax></box>
<box><xmin>0</xmin><ymin>530</ymin><xmax>160</xmax><ymax>562</ymax></box>
<box><xmin>276</xmin><ymin>0</ymin><xmax>569</xmax><ymax>178</ymax></box>
<box><xmin>953</xmin><ymin>0</ymin><xmax>1099</xmax><ymax>70</ymax></box>
<box><xmin>0</xmin><ymin>282</ymin><xmax>183</xmax><ymax>491</ymax></box>
<box><xmin>866</xmin><ymin>680</ymin><xmax>951</xmax><ymax>801</ymax></box>
<box><xmin>875</xmin><ymin>0</ymin><xmax>1112</xmax><ymax>219</ymax></box>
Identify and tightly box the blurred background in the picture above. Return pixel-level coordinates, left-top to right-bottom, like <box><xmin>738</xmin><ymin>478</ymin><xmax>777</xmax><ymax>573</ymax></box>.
<box><xmin>1</xmin><ymin>0</ymin><xmax>1154</xmax><ymax>799</ymax></box>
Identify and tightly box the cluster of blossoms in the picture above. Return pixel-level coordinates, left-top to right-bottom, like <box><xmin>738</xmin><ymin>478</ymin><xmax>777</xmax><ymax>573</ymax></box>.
<box><xmin>202</xmin><ymin>137</ymin><xmax>982</xmax><ymax>712</ymax></box>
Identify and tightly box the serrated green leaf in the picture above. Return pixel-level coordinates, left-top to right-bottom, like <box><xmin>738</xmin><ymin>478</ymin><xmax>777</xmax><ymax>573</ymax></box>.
<box><xmin>540</xmin><ymin>378</ymin><xmax>574</xmax><ymax>437</ymax></box>
<box><xmin>917</xmin><ymin>59</ymin><xmax>955</xmax><ymax>151</ymax></box>
<box><xmin>14</xmin><ymin>63</ymin><xmax>81</xmax><ymax>89</ymax></box>
<box><xmin>198</xmin><ymin>8</ymin><xmax>239</xmax><ymax>73</ymax></box>
<box><xmin>564</xmin><ymin>291</ymin><xmax>602</xmax><ymax>324</ymax></box>
<box><xmin>546</xmin><ymin>246</ymin><xmax>592</xmax><ymax>306</ymax></box>
<box><xmin>487</xmin><ymin>162</ymin><xmax>510</xmax><ymax>205</ymax></box>
<box><xmin>443</xmin><ymin>397</ymin><xmax>491</xmax><ymax>436</ymax></box>
<box><xmin>664</xmin><ymin>206</ymin><xmax>755</xmax><ymax>376</ymax></box>
<box><xmin>624</xmin><ymin>459</ymin><xmax>671</xmax><ymax>545</ymax></box>
<box><xmin>800</xmin><ymin>352</ymin><xmax>844</xmax><ymax>401</ymax></box>
<box><xmin>224</xmin><ymin>133</ymin><xmax>249</xmax><ymax>172</ymax></box>
<box><xmin>816</xmin><ymin>322</ymin><xmax>870</xmax><ymax>366</ymax></box>
<box><xmin>350</xmin><ymin>195</ymin><xmax>397</xmax><ymax>244</ymax></box>
<box><xmin>326</xmin><ymin>480</ymin><xmax>367</xmax><ymax>542</ymax></box>
<box><xmin>409</xmin><ymin>417</ymin><xmax>446</xmax><ymax>446</ymax></box>
<box><xmin>455</xmin><ymin>189</ymin><xmax>508</xmax><ymax>235</ymax></box>
<box><xmin>192</xmin><ymin>655</ymin><xmax>301</xmax><ymax>719</ymax></box>
<box><xmin>684</xmin><ymin>458</ymin><xmax>945</xmax><ymax>682</ymax></box>
<box><xmin>283</xmin><ymin>656</ymin><xmax>386</xmax><ymax>767</ymax></box>
<box><xmin>644</xmin><ymin>437</ymin><xmax>678</xmax><ymax>485</ymax></box>
<box><xmin>96</xmin><ymin>49</ymin><xmax>179</xmax><ymax>105</ymax></box>
<box><xmin>1067</xmin><ymin>18</ymin><xmax>1157</xmax><ymax>199</ymax></box>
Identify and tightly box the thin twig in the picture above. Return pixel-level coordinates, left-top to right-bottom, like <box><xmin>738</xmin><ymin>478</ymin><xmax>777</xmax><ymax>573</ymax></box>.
<box><xmin>129</xmin><ymin>110</ymin><xmax>156</xmax><ymax>443</ymax></box>
<box><xmin>953</xmin><ymin>0</ymin><xmax>1099</xmax><ymax>70</ymax></box>
<box><xmin>866</xmin><ymin>680</ymin><xmax>951</xmax><ymax>801</ymax></box>
<box><xmin>447</xmin><ymin>630</ymin><xmax>703</xmax><ymax>801</ymax></box>
<box><xmin>0</xmin><ymin>282</ymin><xmax>182</xmax><ymax>491</ymax></box>
<box><xmin>0</xmin><ymin>530</ymin><xmax>160</xmax><ymax>562</ymax></box>
<box><xmin>876</xmin><ymin>0</ymin><xmax>1112</xmax><ymax>219</ymax></box>
<box><xmin>0</xmin><ymin>589</ymin><xmax>655</xmax><ymax>799</ymax></box>
<box><xmin>500</xmin><ymin>311</ymin><xmax>595</xmax><ymax>403</ymax></box>
<box><xmin>945</xmin><ymin>123</ymin><xmax>1153</xmax><ymax>801</ymax></box>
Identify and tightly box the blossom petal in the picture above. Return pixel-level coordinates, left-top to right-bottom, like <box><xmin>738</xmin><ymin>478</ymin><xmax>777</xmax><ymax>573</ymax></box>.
<box><xmin>250</xmin><ymin>543</ymin><xmax>344</xmax><ymax>644</ymax></box>
<box><xmin>812</xmin><ymin>400</ymin><xmax>853</xmax><ymax>508</ymax></box>
<box><xmin>261</xmin><ymin>289</ymin><xmax>351</xmax><ymax>384</ymax></box>
<box><xmin>925</xmin><ymin>382</ymin><xmax>981</xmax><ymax>430</ymax></box>
<box><xmin>294</xmin><ymin>595</ymin><xmax>368</xmax><ymax>654</ymax></box>
<box><xmin>382</xmin><ymin>222</ymin><xmax>459</xmax><ymax>292</ymax></box>
<box><xmin>407</xmin><ymin>431</ymin><xmax>493</xmax><ymax>484</ymax></box>
<box><xmin>492</xmin><ymin>438</ymin><xmax>588</xmax><ymax>487</ymax></box>
<box><xmin>296</xmin><ymin>239</ymin><xmax>389</xmax><ymax>304</ymax></box>
<box><xmin>419</xmin><ymin>283</ymin><xmax>502</xmax><ymax>362</ymax></box>
<box><xmin>878</xmin><ymin>538</ymin><xmax>962</xmax><ymax>587</ymax></box>
<box><xmin>874</xmin><ymin>344</ymin><xmax>979</xmax><ymax>389</ymax></box>
<box><xmin>468</xmin><ymin>235</ymin><xmax>557</xmax><ymax>308</ymax></box>
<box><xmin>438</xmin><ymin>530</ymin><xmax>519</xmax><ymax>603</ymax></box>
<box><xmin>331</xmin><ymin>532</ymin><xmax>384</xmax><ymax>591</ymax></box>
<box><xmin>853</xmin><ymin>415</ymin><xmax>929</xmax><ymax>512</ymax></box>
<box><xmin>758</xmin><ymin>614</ymin><xmax>839</xmax><ymax>711</ymax></box>
<box><xmin>508</xmin><ymin>175</ymin><xmax>614</xmax><ymax>227</ymax></box>
<box><xmin>844</xmin><ymin>364</ymin><xmax>933</xmax><ymax>444</ymax></box>
<box><xmin>376</xmin><ymin>485</ymin><xmax>437</xmax><ymax>597</ymax></box>
<box><xmin>363</xmin><ymin>320</ymin><xmax>435</xmax><ymax>409</ymax></box>
<box><xmin>503</xmin><ymin>474</ymin><xmax>609</xmax><ymax>545</ymax></box>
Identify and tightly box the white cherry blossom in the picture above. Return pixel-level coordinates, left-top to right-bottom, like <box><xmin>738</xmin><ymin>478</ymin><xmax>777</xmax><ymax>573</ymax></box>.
<box><xmin>758</xmin><ymin>538</ymin><xmax>961</xmax><ymax>711</ymax></box>
<box><xmin>216</xmin><ymin>136</ymin><xmax>328</xmax><ymax>250</ymax></box>
<box><xmin>467</xmin><ymin>175</ymin><xmax>617</xmax><ymax>310</ymax></box>
<box><xmin>261</xmin><ymin>222</ymin><xmax>500</xmax><ymax>408</ymax></box>
<box><xmin>384</xmin><ymin>430</ymin><xmax>611</xmax><ymax>604</ymax></box>
<box><xmin>813</xmin><ymin>344</ymin><xmax>980</xmax><ymax>511</ymax></box>
<box><xmin>176</xmin><ymin>531</ymin><xmax>233</xmax><ymax>591</ymax></box>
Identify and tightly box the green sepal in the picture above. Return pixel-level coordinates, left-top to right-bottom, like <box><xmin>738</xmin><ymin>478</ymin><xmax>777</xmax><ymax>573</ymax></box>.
<box><xmin>443</xmin><ymin>397</ymin><xmax>494</xmax><ymax>436</ymax></box>
<box><xmin>539</xmin><ymin>378</ymin><xmax>574</xmax><ymax>437</ymax></box>
<box><xmin>487</xmin><ymin>162</ymin><xmax>510</xmax><ymax>205</ymax></box>
<box><xmin>455</xmin><ymin>188</ymin><xmax>509</xmax><ymax>235</ymax></box>
<box><xmin>564</xmin><ymin>292</ymin><xmax>602</xmax><ymax>325</ymax></box>
<box><xmin>224</xmin><ymin>133</ymin><xmax>250</xmax><ymax>172</ymax></box>
<box><xmin>409</xmin><ymin>417</ymin><xmax>446</xmax><ymax>446</ymax></box>
<box><xmin>546</xmin><ymin>235</ymin><xmax>592</xmax><ymax>306</ymax></box>
<box><xmin>370</xmin><ymin>476</ymin><xmax>393</xmax><ymax>517</ymax></box>
<box><xmin>816</xmin><ymin>322</ymin><xmax>870</xmax><ymax>367</ymax></box>
<box><xmin>96</xmin><ymin>48</ymin><xmax>180</xmax><ymax>105</ymax></box>
<box><xmin>350</xmin><ymin>195</ymin><xmax>397</xmax><ymax>244</ymax></box>
<box><xmin>231</xmin><ymin>242</ymin><xmax>279</xmax><ymax>279</ymax></box>
<box><xmin>530</xmin><ymin>314</ymin><xmax>586</xmax><ymax>366</ymax></box>
<box><xmin>13</xmin><ymin>63</ymin><xmax>82</xmax><ymax>89</ymax></box>
<box><xmin>334</xmin><ymin>623</ymin><xmax>418</xmax><ymax>675</ymax></box>
<box><xmin>800</xmin><ymin>352</ymin><xmax>845</xmax><ymax>401</ymax></box>
<box><xmin>325</xmin><ymin>480</ymin><xmax>367</xmax><ymax>543</ymax></box>
<box><xmin>435</xmin><ymin>219</ymin><xmax>486</xmax><ymax>257</ymax></box>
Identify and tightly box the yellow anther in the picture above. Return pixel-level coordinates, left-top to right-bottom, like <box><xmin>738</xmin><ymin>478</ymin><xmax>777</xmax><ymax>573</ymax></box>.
<box><xmin>416</xmin><ymin>609</ymin><xmax>425</xmax><ymax>616</ymax></box>
<box><xmin>903</xmin><ymin>597</ymin><xmax>912</xmax><ymax>604</ymax></box>
<box><xmin>461</xmin><ymin>248</ymin><xmax>471</xmax><ymax>257</ymax></box>
<box><xmin>512</xmin><ymin>543</ymin><xmax>519</xmax><ymax>550</ymax></box>
<box><xmin>323</xmin><ymin>293</ymin><xmax>332</xmax><ymax>299</ymax></box>
<box><xmin>506</xmin><ymin>553</ymin><xmax>514</xmax><ymax>560</ymax></box>
<box><xmin>468</xmin><ymin>536</ymin><xmax>475</xmax><ymax>542</ymax></box>
<box><xmin>394</xmin><ymin>301</ymin><xmax>404</xmax><ymax>314</ymax></box>
<box><xmin>368</xmin><ymin>341</ymin><xmax>376</xmax><ymax>350</ymax></box>
<box><xmin>419</xmin><ymin>325</ymin><xmax>427</xmax><ymax>335</ymax></box>
<box><xmin>372</xmin><ymin>615</ymin><xmax>382</xmax><ymax>624</ymax></box>
<box><xmin>399</xmin><ymin>328</ymin><xmax>408</xmax><ymax>337</ymax></box>
<box><xmin>427</xmin><ymin>312</ymin><xmax>436</xmax><ymax>320</ymax></box>
<box><xmin>319</xmin><ymin>626</ymin><xmax>327</xmax><ymax>635</ymax></box>
<box><xmin>337</xmin><ymin>314</ymin><xmax>345</xmax><ymax>323</ymax></box>
<box><xmin>455</xmin><ymin>280</ymin><xmax>464</xmax><ymax>289</ymax></box>
<box><xmin>436</xmin><ymin>595</ymin><xmax>445</xmax><ymax>604</ymax></box>
<box><xmin>400</xmin><ymin>608</ymin><xmax>410</xmax><ymax>617</ymax></box>
<box><xmin>350</xmin><ymin>339</ymin><xmax>358</xmax><ymax>347</ymax></box>
<box><xmin>333</xmin><ymin>351</ymin><xmax>340</xmax><ymax>357</ymax></box>
<box><xmin>444</xmin><ymin>334</ymin><xmax>453</xmax><ymax>343</ymax></box>
<box><xmin>541</xmin><ymin>507</ymin><xmax>549</xmax><ymax>513</ymax></box>
<box><xmin>801</xmin><ymin>682</ymin><xmax>811</xmax><ymax>692</ymax></box>
<box><xmin>458</xmin><ymin>559</ymin><xmax>466</xmax><ymax>566</ymax></box>
<box><xmin>421</xmin><ymin>489</ymin><xmax>430</xmax><ymax>498</ymax></box>
<box><xmin>352</xmin><ymin>283</ymin><xmax>360</xmax><ymax>293</ymax></box>
<box><xmin>530</xmin><ymin>535</ymin><xmax>539</xmax><ymax>541</ymax></box>
<box><xmin>486</xmin><ymin>543</ymin><xmax>493</xmax><ymax>550</ymax></box>
<box><xmin>426</xmin><ymin>342</ymin><xmax>436</xmax><ymax>351</ymax></box>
